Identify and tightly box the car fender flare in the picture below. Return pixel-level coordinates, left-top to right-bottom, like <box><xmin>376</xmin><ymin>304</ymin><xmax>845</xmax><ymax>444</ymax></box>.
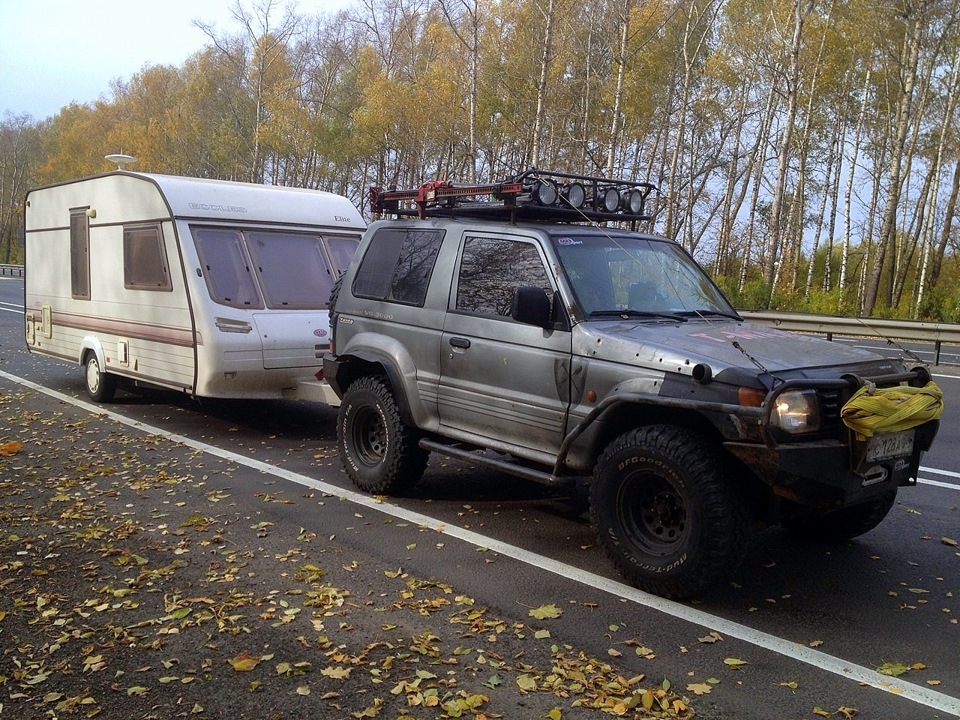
<box><xmin>335</xmin><ymin>332</ymin><xmax>436</xmax><ymax>431</ymax></box>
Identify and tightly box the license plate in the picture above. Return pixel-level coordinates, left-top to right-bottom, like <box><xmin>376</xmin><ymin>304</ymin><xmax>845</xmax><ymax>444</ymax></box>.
<box><xmin>864</xmin><ymin>430</ymin><xmax>914</xmax><ymax>462</ymax></box>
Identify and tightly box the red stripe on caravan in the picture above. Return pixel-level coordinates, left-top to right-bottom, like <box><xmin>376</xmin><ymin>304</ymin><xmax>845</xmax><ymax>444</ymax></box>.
<box><xmin>52</xmin><ymin>310</ymin><xmax>198</xmax><ymax>347</ymax></box>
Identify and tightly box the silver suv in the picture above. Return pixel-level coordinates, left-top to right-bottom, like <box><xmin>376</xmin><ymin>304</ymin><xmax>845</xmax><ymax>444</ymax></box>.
<box><xmin>324</xmin><ymin>170</ymin><xmax>940</xmax><ymax>598</ymax></box>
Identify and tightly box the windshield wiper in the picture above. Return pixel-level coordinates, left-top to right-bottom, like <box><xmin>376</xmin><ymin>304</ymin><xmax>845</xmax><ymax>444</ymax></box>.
<box><xmin>588</xmin><ymin>309</ymin><xmax>688</xmax><ymax>322</ymax></box>
<box><xmin>676</xmin><ymin>309</ymin><xmax>742</xmax><ymax>321</ymax></box>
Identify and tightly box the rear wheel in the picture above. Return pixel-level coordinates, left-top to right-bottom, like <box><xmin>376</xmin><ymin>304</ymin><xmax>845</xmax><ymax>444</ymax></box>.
<box><xmin>591</xmin><ymin>425</ymin><xmax>751</xmax><ymax>598</ymax></box>
<box><xmin>84</xmin><ymin>353</ymin><xmax>117</xmax><ymax>403</ymax></box>
<box><xmin>781</xmin><ymin>490</ymin><xmax>897</xmax><ymax>542</ymax></box>
<box><xmin>337</xmin><ymin>375</ymin><xmax>428</xmax><ymax>495</ymax></box>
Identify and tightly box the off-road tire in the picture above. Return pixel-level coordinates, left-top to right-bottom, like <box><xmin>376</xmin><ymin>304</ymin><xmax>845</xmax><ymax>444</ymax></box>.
<box><xmin>781</xmin><ymin>490</ymin><xmax>897</xmax><ymax>543</ymax></box>
<box><xmin>84</xmin><ymin>353</ymin><xmax>117</xmax><ymax>403</ymax></box>
<box><xmin>590</xmin><ymin>425</ymin><xmax>751</xmax><ymax>599</ymax></box>
<box><xmin>337</xmin><ymin>375</ymin><xmax>428</xmax><ymax>495</ymax></box>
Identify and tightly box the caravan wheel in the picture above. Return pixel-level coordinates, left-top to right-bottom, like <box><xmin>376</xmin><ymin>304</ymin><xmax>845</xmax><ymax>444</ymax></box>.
<box><xmin>84</xmin><ymin>353</ymin><xmax>117</xmax><ymax>403</ymax></box>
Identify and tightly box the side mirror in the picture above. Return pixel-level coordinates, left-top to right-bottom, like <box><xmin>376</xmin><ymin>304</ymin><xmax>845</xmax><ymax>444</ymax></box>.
<box><xmin>511</xmin><ymin>286</ymin><xmax>552</xmax><ymax>327</ymax></box>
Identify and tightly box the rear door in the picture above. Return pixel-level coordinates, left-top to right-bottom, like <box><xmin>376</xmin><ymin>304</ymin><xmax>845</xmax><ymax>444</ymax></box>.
<box><xmin>437</xmin><ymin>232</ymin><xmax>572</xmax><ymax>456</ymax></box>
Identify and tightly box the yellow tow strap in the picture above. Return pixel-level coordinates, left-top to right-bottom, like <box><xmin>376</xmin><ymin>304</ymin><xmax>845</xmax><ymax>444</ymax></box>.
<box><xmin>840</xmin><ymin>380</ymin><xmax>944</xmax><ymax>440</ymax></box>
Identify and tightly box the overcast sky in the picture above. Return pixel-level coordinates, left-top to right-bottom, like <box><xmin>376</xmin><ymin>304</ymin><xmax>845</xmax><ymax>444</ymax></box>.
<box><xmin>0</xmin><ymin>0</ymin><xmax>343</xmax><ymax>121</ymax></box>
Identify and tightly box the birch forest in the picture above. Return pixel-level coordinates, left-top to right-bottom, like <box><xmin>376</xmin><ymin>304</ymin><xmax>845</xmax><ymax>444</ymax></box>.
<box><xmin>3</xmin><ymin>0</ymin><xmax>960</xmax><ymax>320</ymax></box>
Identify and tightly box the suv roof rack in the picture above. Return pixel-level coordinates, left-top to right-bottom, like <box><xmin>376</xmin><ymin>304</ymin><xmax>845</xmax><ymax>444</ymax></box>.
<box><xmin>370</xmin><ymin>168</ymin><xmax>657</xmax><ymax>225</ymax></box>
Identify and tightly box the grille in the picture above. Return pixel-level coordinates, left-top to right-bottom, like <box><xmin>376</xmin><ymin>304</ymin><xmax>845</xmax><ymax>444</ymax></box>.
<box><xmin>818</xmin><ymin>388</ymin><xmax>842</xmax><ymax>436</ymax></box>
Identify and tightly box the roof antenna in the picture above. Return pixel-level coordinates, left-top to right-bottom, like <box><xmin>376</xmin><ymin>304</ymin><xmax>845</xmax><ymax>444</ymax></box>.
<box><xmin>105</xmin><ymin>153</ymin><xmax>137</xmax><ymax>171</ymax></box>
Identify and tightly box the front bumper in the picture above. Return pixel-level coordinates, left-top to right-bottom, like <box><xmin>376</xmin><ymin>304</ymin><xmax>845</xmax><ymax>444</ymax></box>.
<box><xmin>725</xmin><ymin>418</ymin><xmax>938</xmax><ymax>509</ymax></box>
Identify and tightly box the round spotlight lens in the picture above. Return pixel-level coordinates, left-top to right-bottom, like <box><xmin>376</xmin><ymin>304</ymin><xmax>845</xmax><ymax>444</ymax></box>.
<box><xmin>532</xmin><ymin>180</ymin><xmax>558</xmax><ymax>205</ymax></box>
<box><xmin>564</xmin><ymin>182</ymin><xmax>586</xmax><ymax>208</ymax></box>
<box><xmin>600</xmin><ymin>188</ymin><xmax>620</xmax><ymax>213</ymax></box>
<box><xmin>624</xmin><ymin>189</ymin><xmax>644</xmax><ymax>214</ymax></box>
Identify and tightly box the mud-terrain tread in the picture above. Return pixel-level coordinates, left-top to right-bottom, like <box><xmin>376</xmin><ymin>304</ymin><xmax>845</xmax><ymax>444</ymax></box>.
<box><xmin>590</xmin><ymin>425</ymin><xmax>751</xmax><ymax>599</ymax></box>
<box><xmin>337</xmin><ymin>375</ymin><xmax>428</xmax><ymax>495</ymax></box>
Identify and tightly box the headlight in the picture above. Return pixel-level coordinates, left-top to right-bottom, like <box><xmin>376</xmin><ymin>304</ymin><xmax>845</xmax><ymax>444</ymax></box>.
<box><xmin>773</xmin><ymin>389</ymin><xmax>821</xmax><ymax>434</ymax></box>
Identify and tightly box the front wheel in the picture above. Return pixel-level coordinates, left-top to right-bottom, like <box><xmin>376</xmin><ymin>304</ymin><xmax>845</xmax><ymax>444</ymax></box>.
<box><xmin>590</xmin><ymin>425</ymin><xmax>751</xmax><ymax>599</ymax></box>
<box><xmin>84</xmin><ymin>353</ymin><xmax>117</xmax><ymax>403</ymax></box>
<box><xmin>337</xmin><ymin>375</ymin><xmax>428</xmax><ymax>495</ymax></box>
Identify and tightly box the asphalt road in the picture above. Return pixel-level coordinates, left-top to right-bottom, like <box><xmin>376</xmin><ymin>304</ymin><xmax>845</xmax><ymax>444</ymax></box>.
<box><xmin>2</xmin><ymin>275</ymin><xmax>959</xmax><ymax>720</ymax></box>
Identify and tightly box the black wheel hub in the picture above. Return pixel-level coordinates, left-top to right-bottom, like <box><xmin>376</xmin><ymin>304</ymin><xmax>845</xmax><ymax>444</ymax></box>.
<box><xmin>353</xmin><ymin>407</ymin><xmax>386</xmax><ymax>465</ymax></box>
<box><xmin>625</xmin><ymin>476</ymin><xmax>688</xmax><ymax>553</ymax></box>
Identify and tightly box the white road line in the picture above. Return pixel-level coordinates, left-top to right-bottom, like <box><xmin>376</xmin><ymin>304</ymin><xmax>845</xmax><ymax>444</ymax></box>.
<box><xmin>2</xmin><ymin>367</ymin><xmax>959</xmax><ymax>717</ymax></box>
<box><xmin>919</xmin><ymin>465</ymin><xmax>960</xmax><ymax>490</ymax></box>
<box><xmin>0</xmin><ymin>304</ymin><xmax>24</xmax><ymax>314</ymax></box>
<box><xmin>921</xmin><ymin>466</ymin><xmax>960</xmax><ymax>479</ymax></box>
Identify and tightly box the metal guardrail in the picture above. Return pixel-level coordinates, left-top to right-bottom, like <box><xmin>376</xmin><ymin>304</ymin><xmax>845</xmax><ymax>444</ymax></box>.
<box><xmin>0</xmin><ymin>264</ymin><xmax>24</xmax><ymax>277</ymax></box>
<box><xmin>1</xmin><ymin>263</ymin><xmax>956</xmax><ymax>363</ymax></box>
<box><xmin>740</xmin><ymin>310</ymin><xmax>960</xmax><ymax>365</ymax></box>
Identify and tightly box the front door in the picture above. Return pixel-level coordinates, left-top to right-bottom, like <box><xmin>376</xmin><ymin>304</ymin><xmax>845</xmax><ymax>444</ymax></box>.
<box><xmin>438</xmin><ymin>233</ymin><xmax>572</xmax><ymax>456</ymax></box>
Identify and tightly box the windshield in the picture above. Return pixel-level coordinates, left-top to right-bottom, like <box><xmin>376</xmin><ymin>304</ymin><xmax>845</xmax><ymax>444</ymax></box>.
<box><xmin>551</xmin><ymin>233</ymin><xmax>736</xmax><ymax>319</ymax></box>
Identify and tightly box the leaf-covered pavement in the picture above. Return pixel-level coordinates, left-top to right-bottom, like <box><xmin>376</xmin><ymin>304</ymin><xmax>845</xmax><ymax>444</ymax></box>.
<box><xmin>0</xmin><ymin>386</ymin><xmax>699</xmax><ymax>720</ymax></box>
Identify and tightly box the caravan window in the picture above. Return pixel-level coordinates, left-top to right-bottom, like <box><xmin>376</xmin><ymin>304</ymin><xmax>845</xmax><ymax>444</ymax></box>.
<box><xmin>192</xmin><ymin>228</ymin><xmax>263</xmax><ymax>308</ymax></box>
<box><xmin>326</xmin><ymin>235</ymin><xmax>362</xmax><ymax>277</ymax></box>
<box><xmin>124</xmin><ymin>224</ymin><xmax>172</xmax><ymax>291</ymax></box>
<box><xmin>246</xmin><ymin>231</ymin><xmax>339</xmax><ymax>309</ymax></box>
<box><xmin>69</xmin><ymin>209</ymin><xmax>90</xmax><ymax>300</ymax></box>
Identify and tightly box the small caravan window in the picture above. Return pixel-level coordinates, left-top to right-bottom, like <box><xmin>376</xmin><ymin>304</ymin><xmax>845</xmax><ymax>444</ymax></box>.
<box><xmin>69</xmin><ymin>209</ymin><xmax>90</xmax><ymax>300</ymax></box>
<box><xmin>192</xmin><ymin>228</ymin><xmax>263</xmax><ymax>308</ymax></box>
<box><xmin>124</xmin><ymin>225</ymin><xmax>172</xmax><ymax>291</ymax></box>
<box><xmin>246</xmin><ymin>231</ymin><xmax>339</xmax><ymax>309</ymax></box>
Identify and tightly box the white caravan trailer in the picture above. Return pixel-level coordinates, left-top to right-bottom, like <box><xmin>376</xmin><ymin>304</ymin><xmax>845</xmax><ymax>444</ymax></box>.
<box><xmin>24</xmin><ymin>171</ymin><xmax>364</xmax><ymax>404</ymax></box>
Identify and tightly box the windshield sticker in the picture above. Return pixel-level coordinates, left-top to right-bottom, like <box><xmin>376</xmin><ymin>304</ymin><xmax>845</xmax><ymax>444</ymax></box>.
<box><xmin>556</xmin><ymin>237</ymin><xmax>582</xmax><ymax>245</ymax></box>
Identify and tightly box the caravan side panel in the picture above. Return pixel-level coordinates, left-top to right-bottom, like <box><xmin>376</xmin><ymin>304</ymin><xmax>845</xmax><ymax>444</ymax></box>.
<box><xmin>25</xmin><ymin>174</ymin><xmax>197</xmax><ymax>393</ymax></box>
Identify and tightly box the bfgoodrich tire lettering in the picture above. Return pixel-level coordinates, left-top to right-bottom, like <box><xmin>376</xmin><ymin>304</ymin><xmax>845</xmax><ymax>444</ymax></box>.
<box><xmin>590</xmin><ymin>425</ymin><xmax>750</xmax><ymax>599</ymax></box>
<box><xmin>337</xmin><ymin>375</ymin><xmax>428</xmax><ymax>495</ymax></box>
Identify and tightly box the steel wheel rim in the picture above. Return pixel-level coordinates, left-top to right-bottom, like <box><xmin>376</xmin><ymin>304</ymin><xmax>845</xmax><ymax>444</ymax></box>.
<box><xmin>353</xmin><ymin>406</ymin><xmax>387</xmax><ymax>466</ymax></box>
<box><xmin>620</xmin><ymin>473</ymin><xmax>689</xmax><ymax>556</ymax></box>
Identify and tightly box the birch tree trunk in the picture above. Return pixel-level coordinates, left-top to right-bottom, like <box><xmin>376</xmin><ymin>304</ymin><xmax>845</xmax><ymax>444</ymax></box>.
<box><xmin>531</xmin><ymin>0</ymin><xmax>555</xmax><ymax>168</ymax></box>
<box><xmin>763</xmin><ymin>0</ymin><xmax>815</xmax><ymax>289</ymax></box>
<box><xmin>863</xmin><ymin>3</ymin><xmax>925</xmax><ymax>315</ymax></box>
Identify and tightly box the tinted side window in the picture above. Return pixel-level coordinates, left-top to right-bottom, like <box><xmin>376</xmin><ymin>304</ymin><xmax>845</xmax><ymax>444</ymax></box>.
<box><xmin>353</xmin><ymin>228</ymin><xmax>444</xmax><ymax>306</ymax></box>
<box><xmin>124</xmin><ymin>224</ymin><xmax>172</xmax><ymax>291</ymax></box>
<box><xmin>456</xmin><ymin>237</ymin><xmax>552</xmax><ymax>317</ymax></box>
<box><xmin>192</xmin><ymin>228</ymin><xmax>263</xmax><ymax>308</ymax></box>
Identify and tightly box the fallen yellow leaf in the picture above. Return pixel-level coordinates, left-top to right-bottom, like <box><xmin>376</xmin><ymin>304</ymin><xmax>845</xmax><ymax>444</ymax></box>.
<box><xmin>0</xmin><ymin>440</ymin><xmax>22</xmax><ymax>456</ymax></box>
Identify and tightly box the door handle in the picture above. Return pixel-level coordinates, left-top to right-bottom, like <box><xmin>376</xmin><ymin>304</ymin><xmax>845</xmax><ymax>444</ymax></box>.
<box><xmin>449</xmin><ymin>337</ymin><xmax>471</xmax><ymax>349</ymax></box>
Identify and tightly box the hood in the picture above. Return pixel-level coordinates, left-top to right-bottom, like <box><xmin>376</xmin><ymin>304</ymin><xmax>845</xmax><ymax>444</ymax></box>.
<box><xmin>576</xmin><ymin>318</ymin><xmax>894</xmax><ymax>377</ymax></box>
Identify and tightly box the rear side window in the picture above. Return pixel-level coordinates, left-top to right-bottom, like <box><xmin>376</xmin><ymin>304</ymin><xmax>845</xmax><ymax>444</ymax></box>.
<box><xmin>124</xmin><ymin>224</ymin><xmax>172</xmax><ymax>291</ymax></box>
<box><xmin>193</xmin><ymin>228</ymin><xmax>263</xmax><ymax>308</ymax></box>
<box><xmin>352</xmin><ymin>228</ymin><xmax>444</xmax><ymax>306</ymax></box>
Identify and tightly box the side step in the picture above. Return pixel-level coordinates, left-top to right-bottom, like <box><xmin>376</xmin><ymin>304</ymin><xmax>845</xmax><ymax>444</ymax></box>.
<box><xmin>418</xmin><ymin>438</ymin><xmax>573</xmax><ymax>489</ymax></box>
